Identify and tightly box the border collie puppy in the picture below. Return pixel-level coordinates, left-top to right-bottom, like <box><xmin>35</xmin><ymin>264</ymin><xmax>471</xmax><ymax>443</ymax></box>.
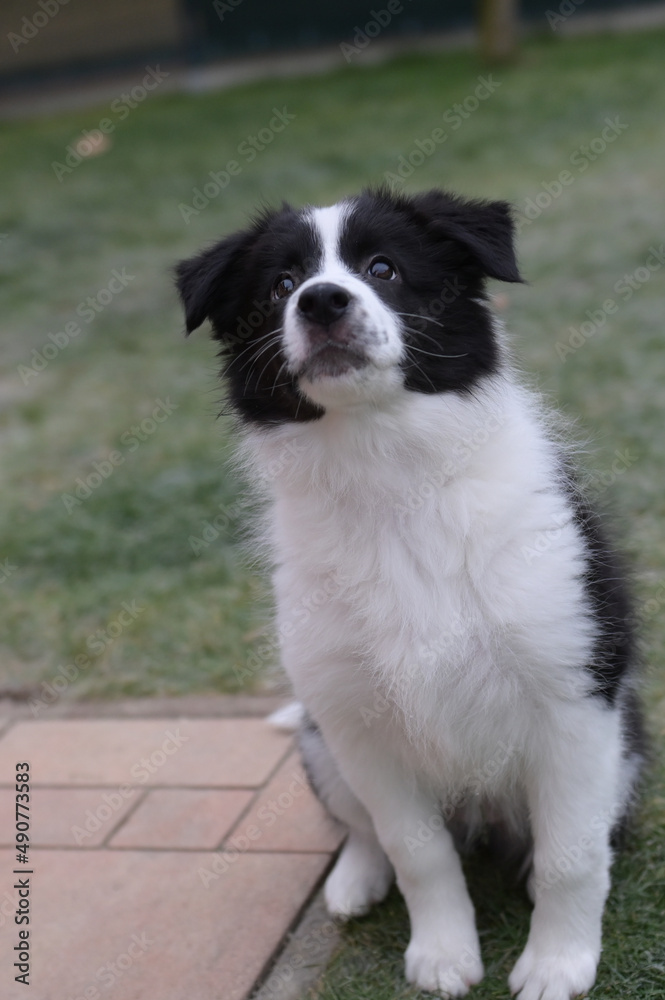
<box><xmin>176</xmin><ymin>188</ymin><xmax>643</xmax><ymax>1000</ymax></box>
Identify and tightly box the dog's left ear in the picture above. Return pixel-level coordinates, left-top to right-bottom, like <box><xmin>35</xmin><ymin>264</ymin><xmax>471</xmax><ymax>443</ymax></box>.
<box><xmin>413</xmin><ymin>190</ymin><xmax>524</xmax><ymax>284</ymax></box>
<box><xmin>175</xmin><ymin>228</ymin><xmax>256</xmax><ymax>335</ymax></box>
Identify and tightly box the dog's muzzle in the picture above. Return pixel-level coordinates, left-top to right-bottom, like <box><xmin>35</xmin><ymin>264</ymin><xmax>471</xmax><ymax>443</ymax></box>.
<box><xmin>295</xmin><ymin>282</ymin><xmax>368</xmax><ymax>380</ymax></box>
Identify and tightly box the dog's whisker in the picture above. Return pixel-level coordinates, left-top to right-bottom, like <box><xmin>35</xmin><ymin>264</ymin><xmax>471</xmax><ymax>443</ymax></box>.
<box><xmin>270</xmin><ymin>360</ymin><xmax>290</xmax><ymax>396</ymax></box>
<box><xmin>403</xmin><ymin>358</ymin><xmax>438</xmax><ymax>393</ymax></box>
<box><xmin>227</xmin><ymin>328</ymin><xmax>284</xmax><ymax>371</ymax></box>
<box><xmin>253</xmin><ymin>351</ymin><xmax>287</xmax><ymax>391</ymax></box>
<box><xmin>401</xmin><ymin>327</ymin><xmax>455</xmax><ymax>354</ymax></box>
<box><xmin>397</xmin><ymin>311</ymin><xmax>445</xmax><ymax>329</ymax></box>
<box><xmin>406</xmin><ymin>345</ymin><xmax>469</xmax><ymax>359</ymax></box>
<box><xmin>243</xmin><ymin>335</ymin><xmax>285</xmax><ymax>385</ymax></box>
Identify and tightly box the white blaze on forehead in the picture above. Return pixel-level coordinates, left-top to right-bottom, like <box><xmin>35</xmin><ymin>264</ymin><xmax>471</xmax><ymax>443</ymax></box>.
<box><xmin>283</xmin><ymin>200</ymin><xmax>405</xmax><ymax>402</ymax></box>
<box><xmin>309</xmin><ymin>203</ymin><xmax>352</xmax><ymax>276</ymax></box>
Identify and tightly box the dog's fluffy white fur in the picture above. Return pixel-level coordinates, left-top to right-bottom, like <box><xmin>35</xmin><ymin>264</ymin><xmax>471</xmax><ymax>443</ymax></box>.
<box><xmin>177</xmin><ymin>189</ymin><xmax>643</xmax><ymax>999</ymax></box>
<box><xmin>249</xmin><ymin>372</ymin><xmax>634</xmax><ymax>999</ymax></box>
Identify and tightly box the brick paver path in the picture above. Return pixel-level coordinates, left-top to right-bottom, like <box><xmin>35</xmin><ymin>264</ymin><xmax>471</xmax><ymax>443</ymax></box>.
<box><xmin>0</xmin><ymin>712</ymin><xmax>343</xmax><ymax>999</ymax></box>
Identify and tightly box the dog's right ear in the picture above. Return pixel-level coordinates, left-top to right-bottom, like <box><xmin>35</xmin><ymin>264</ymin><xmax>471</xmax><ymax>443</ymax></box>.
<box><xmin>175</xmin><ymin>229</ymin><xmax>255</xmax><ymax>335</ymax></box>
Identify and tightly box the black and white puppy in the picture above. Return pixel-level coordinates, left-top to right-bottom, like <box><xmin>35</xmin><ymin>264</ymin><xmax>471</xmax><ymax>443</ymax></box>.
<box><xmin>176</xmin><ymin>189</ymin><xmax>644</xmax><ymax>1000</ymax></box>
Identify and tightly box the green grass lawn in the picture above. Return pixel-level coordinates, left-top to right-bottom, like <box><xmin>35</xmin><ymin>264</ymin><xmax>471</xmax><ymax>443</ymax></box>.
<box><xmin>1</xmin><ymin>24</ymin><xmax>664</xmax><ymax>1000</ymax></box>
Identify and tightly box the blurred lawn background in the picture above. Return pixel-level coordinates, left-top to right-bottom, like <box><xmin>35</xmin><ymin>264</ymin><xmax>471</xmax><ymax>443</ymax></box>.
<box><xmin>2</xmin><ymin>24</ymin><xmax>665</xmax><ymax>1000</ymax></box>
<box><xmin>1</xmin><ymin>27</ymin><xmax>664</xmax><ymax>718</ymax></box>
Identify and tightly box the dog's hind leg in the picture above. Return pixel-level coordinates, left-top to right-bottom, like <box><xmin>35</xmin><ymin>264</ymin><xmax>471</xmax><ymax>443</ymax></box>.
<box><xmin>299</xmin><ymin>715</ymin><xmax>394</xmax><ymax>920</ymax></box>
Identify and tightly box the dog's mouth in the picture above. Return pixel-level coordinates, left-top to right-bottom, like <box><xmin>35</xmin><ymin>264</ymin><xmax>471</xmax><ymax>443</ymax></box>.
<box><xmin>297</xmin><ymin>343</ymin><xmax>369</xmax><ymax>382</ymax></box>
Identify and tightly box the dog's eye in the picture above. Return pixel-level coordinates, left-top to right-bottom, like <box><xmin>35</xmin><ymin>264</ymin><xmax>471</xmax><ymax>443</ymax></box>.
<box><xmin>368</xmin><ymin>257</ymin><xmax>397</xmax><ymax>281</ymax></box>
<box><xmin>272</xmin><ymin>273</ymin><xmax>297</xmax><ymax>301</ymax></box>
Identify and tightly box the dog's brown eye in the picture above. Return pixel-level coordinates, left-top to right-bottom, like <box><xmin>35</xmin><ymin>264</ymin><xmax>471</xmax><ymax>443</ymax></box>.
<box><xmin>368</xmin><ymin>257</ymin><xmax>397</xmax><ymax>280</ymax></box>
<box><xmin>272</xmin><ymin>273</ymin><xmax>296</xmax><ymax>301</ymax></box>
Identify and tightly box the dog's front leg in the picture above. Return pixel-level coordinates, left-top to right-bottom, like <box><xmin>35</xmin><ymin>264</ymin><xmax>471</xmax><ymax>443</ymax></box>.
<box><xmin>321</xmin><ymin>727</ymin><xmax>483</xmax><ymax>998</ymax></box>
<box><xmin>509</xmin><ymin>704</ymin><xmax>623</xmax><ymax>1000</ymax></box>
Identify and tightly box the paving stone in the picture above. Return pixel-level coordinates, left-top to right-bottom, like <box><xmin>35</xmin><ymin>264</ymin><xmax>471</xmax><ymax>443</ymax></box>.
<box><xmin>109</xmin><ymin>788</ymin><xmax>254</xmax><ymax>849</ymax></box>
<box><xmin>0</xmin><ymin>719</ymin><xmax>292</xmax><ymax>787</ymax></box>
<box><xmin>0</xmin><ymin>848</ymin><xmax>330</xmax><ymax>1000</ymax></box>
<box><xmin>0</xmin><ymin>786</ymin><xmax>142</xmax><ymax>848</ymax></box>
<box><xmin>227</xmin><ymin>752</ymin><xmax>345</xmax><ymax>853</ymax></box>
<box><xmin>0</xmin><ymin>712</ymin><xmax>342</xmax><ymax>999</ymax></box>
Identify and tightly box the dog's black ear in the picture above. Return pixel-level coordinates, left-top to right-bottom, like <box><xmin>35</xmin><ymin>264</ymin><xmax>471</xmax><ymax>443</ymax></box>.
<box><xmin>413</xmin><ymin>190</ymin><xmax>523</xmax><ymax>284</ymax></box>
<box><xmin>175</xmin><ymin>229</ymin><xmax>256</xmax><ymax>335</ymax></box>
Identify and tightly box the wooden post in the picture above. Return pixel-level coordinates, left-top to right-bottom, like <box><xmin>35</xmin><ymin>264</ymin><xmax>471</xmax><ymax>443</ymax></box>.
<box><xmin>478</xmin><ymin>0</ymin><xmax>520</xmax><ymax>64</ymax></box>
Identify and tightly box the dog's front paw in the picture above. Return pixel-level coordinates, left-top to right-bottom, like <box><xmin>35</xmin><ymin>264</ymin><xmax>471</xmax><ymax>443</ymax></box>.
<box><xmin>405</xmin><ymin>932</ymin><xmax>483</xmax><ymax>998</ymax></box>
<box><xmin>324</xmin><ymin>835</ymin><xmax>393</xmax><ymax>920</ymax></box>
<box><xmin>508</xmin><ymin>944</ymin><xmax>598</xmax><ymax>1000</ymax></box>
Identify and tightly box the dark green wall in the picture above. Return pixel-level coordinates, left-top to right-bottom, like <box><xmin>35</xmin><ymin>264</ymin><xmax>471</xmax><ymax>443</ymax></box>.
<box><xmin>181</xmin><ymin>0</ymin><xmax>652</xmax><ymax>59</ymax></box>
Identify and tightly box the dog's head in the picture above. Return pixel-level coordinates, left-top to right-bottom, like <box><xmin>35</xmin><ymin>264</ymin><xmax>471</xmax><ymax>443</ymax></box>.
<box><xmin>175</xmin><ymin>188</ymin><xmax>522</xmax><ymax>424</ymax></box>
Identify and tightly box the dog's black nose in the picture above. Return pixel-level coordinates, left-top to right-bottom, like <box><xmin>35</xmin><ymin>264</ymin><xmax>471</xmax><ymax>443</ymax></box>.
<box><xmin>297</xmin><ymin>283</ymin><xmax>350</xmax><ymax>327</ymax></box>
